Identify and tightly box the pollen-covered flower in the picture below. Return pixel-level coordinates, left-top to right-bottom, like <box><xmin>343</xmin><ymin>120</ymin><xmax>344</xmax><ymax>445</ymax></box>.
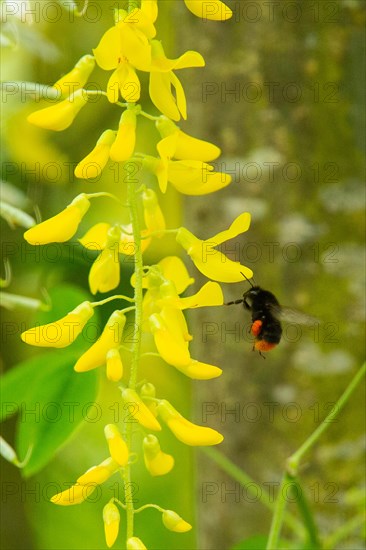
<box><xmin>176</xmin><ymin>212</ymin><xmax>253</xmax><ymax>281</ymax></box>
<box><xmin>126</xmin><ymin>537</ymin><xmax>147</xmax><ymax>550</ymax></box>
<box><xmin>27</xmin><ymin>89</ymin><xmax>88</xmax><ymax>131</ymax></box>
<box><xmin>75</xmin><ymin>130</ymin><xmax>116</xmax><ymax>179</ymax></box>
<box><xmin>109</xmin><ymin>109</ymin><xmax>137</xmax><ymax>162</ymax></box>
<box><xmin>21</xmin><ymin>301</ymin><xmax>94</xmax><ymax>348</ymax></box>
<box><xmin>156</xmin><ymin>116</ymin><xmax>220</xmax><ymax>161</ymax></box>
<box><xmin>74</xmin><ymin>310</ymin><xmax>126</xmax><ymax>372</ymax></box>
<box><xmin>53</xmin><ymin>54</ymin><xmax>95</xmax><ymax>97</ymax></box>
<box><xmin>104</xmin><ymin>424</ymin><xmax>129</xmax><ymax>466</ymax></box>
<box><xmin>162</xmin><ymin>509</ymin><xmax>192</xmax><ymax>532</ymax></box>
<box><xmin>184</xmin><ymin>0</ymin><xmax>232</xmax><ymax>20</ymax></box>
<box><xmin>121</xmin><ymin>388</ymin><xmax>162</xmax><ymax>431</ymax></box>
<box><xmin>103</xmin><ymin>502</ymin><xmax>120</xmax><ymax>548</ymax></box>
<box><xmin>143</xmin><ymin>434</ymin><xmax>174</xmax><ymax>476</ymax></box>
<box><xmin>24</xmin><ymin>194</ymin><xmax>90</xmax><ymax>245</ymax></box>
<box><xmin>149</xmin><ymin>40</ymin><xmax>205</xmax><ymax>121</ymax></box>
<box><xmin>157</xmin><ymin>399</ymin><xmax>223</xmax><ymax>446</ymax></box>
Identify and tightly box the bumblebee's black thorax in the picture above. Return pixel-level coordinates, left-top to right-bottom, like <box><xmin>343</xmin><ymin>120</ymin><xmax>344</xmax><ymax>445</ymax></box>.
<box><xmin>243</xmin><ymin>286</ymin><xmax>282</xmax><ymax>344</ymax></box>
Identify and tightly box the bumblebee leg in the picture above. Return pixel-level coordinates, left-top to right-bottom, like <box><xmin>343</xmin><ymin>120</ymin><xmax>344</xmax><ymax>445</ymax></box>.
<box><xmin>225</xmin><ymin>299</ymin><xmax>244</xmax><ymax>306</ymax></box>
<box><xmin>258</xmin><ymin>351</ymin><xmax>266</xmax><ymax>360</ymax></box>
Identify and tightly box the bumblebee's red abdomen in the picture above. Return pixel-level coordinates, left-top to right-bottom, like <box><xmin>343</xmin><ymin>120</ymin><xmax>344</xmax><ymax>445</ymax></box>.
<box><xmin>254</xmin><ymin>340</ymin><xmax>278</xmax><ymax>352</ymax></box>
<box><xmin>251</xmin><ymin>319</ymin><xmax>263</xmax><ymax>337</ymax></box>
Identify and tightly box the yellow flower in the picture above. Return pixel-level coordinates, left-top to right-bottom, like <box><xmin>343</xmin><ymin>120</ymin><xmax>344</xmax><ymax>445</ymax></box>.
<box><xmin>104</xmin><ymin>424</ymin><xmax>129</xmax><ymax>466</ymax></box>
<box><xmin>75</xmin><ymin>130</ymin><xmax>116</xmax><ymax>179</ymax></box>
<box><xmin>126</xmin><ymin>537</ymin><xmax>147</xmax><ymax>550</ymax></box>
<box><xmin>106</xmin><ymin>348</ymin><xmax>124</xmax><ymax>382</ymax></box>
<box><xmin>50</xmin><ymin>483</ymin><xmax>95</xmax><ymax>506</ymax></box>
<box><xmin>157</xmin><ymin>280</ymin><xmax>223</xmax><ymax>310</ymax></box>
<box><xmin>156</xmin><ymin>116</ymin><xmax>220</xmax><ymax>161</ymax></box>
<box><xmin>27</xmin><ymin>89</ymin><xmax>88</xmax><ymax>131</ymax></box>
<box><xmin>107</xmin><ymin>62</ymin><xmax>141</xmax><ymax>103</ymax></box>
<box><xmin>162</xmin><ymin>510</ymin><xmax>192</xmax><ymax>533</ymax></box>
<box><xmin>93</xmin><ymin>8</ymin><xmax>155</xmax><ymax>74</ymax></box>
<box><xmin>53</xmin><ymin>54</ymin><xmax>95</xmax><ymax>97</ymax></box>
<box><xmin>21</xmin><ymin>301</ymin><xmax>94</xmax><ymax>348</ymax></box>
<box><xmin>184</xmin><ymin>0</ymin><xmax>232</xmax><ymax>20</ymax></box>
<box><xmin>24</xmin><ymin>194</ymin><xmax>90</xmax><ymax>244</ymax></box>
<box><xmin>149</xmin><ymin>40</ymin><xmax>204</xmax><ymax>121</ymax></box>
<box><xmin>176</xmin><ymin>212</ymin><xmax>253</xmax><ymax>282</ymax></box>
<box><xmin>74</xmin><ymin>311</ymin><xmax>126</xmax><ymax>372</ymax></box>
<box><xmin>109</xmin><ymin>109</ymin><xmax>137</xmax><ymax>162</ymax></box>
<box><xmin>157</xmin><ymin>399</ymin><xmax>223</xmax><ymax>446</ymax></box>
<box><xmin>103</xmin><ymin>502</ymin><xmax>120</xmax><ymax>548</ymax></box>
<box><xmin>142</xmin><ymin>189</ymin><xmax>166</xmax><ymax>236</ymax></box>
<box><xmin>143</xmin><ymin>434</ymin><xmax>174</xmax><ymax>476</ymax></box>
<box><xmin>77</xmin><ymin>457</ymin><xmax>119</xmax><ymax>485</ymax></box>
<box><xmin>89</xmin><ymin>246</ymin><xmax>120</xmax><ymax>295</ymax></box>
<box><xmin>156</xmin><ymin>256</ymin><xmax>194</xmax><ymax>294</ymax></box>
<box><xmin>121</xmin><ymin>388</ymin><xmax>162</xmax><ymax>431</ymax></box>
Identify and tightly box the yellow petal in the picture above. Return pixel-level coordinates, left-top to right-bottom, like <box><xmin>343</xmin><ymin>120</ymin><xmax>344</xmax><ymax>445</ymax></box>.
<box><xmin>158</xmin><ymin>256</ymin><xmax>194</xmax><ymax>294</ymax></box>
<box><xmin>121</xmin><ymin>388</ymin><xmax>161</xmax><ymax>431</ymax></box>
<box><xmin>168</xmin><ymin>160</ymin><xmax>231</xmax><ymax>195</ymax></box>
<box><xmin>149</xmin><ymin>308</ymin><xmax>191</xmax><ymax>367</ymax></box>
<box><xmin>24</xmin><ymin>194</ymin><xmax>90</xmax><ymax>244</ymax></box>
<box><xmin>143</xmin><ymin>435</ymin><xmax>174</xmax><ymax>476</ymax></box>
<box><xmin>149</xmin><ymin>72</ymin><xmax>181</xmax><ymax>121</ymax></box>
<box><xmin>179</xmin><ymin>281</ymin><xmax>224</xmax><ymax>309</ymax></box>
<box><xmin>126</xmin><ymin>537</ymin><xmax>147</xmax><ymax>550</ymax></box>
<box><xmin>50</xmin><ymin>483</ymin><xmax>95</xmax><ymax>506</ymax></box>
<box><xmin>170</xmin><ymin>72</ymin><xmax>187</xmax><ymax>120</ymax></box>
<box><xmin>107</xmin><ymin>64</ymin><xmax>141</xmax><ymax>104</ymax></box>
<box><xmin>174</xmin><ymin>360</ymin><xmax>222</xmax><ymax>380</ymax></box>
<box><xmin>109</xmin><ymin>109</ymin><xmax>136</xmax><ymax>162</ymax></box>
<box><xmin>103</xmin><ymin>502</ymin><xmax>120</xmax><ymax>548</ymax></box>
<box><xmin>77</xmin><ymin>457</ymin><xmax>119</xmax><ymax>485</ymax></box>
<box><xmin>208</xmin><ymin>212</ymin><xmax>251</xmax><ymax>246</ymax></box>
<box><xmin>162</xmin><ymin>510</ymin><xmax>192</xmax><ymax>533</ymax></box>
<box><xmin>117</xmin><ymin>20</ymin><xmax>152</xmax><ymax>71</ymax></box>
<box><xmin>157</xmin><ymin>400</ymin><xmax>223</xmax><ymax>446</ymax></box>
<box><xmin>74</xmin><ymin>311</ymin><xmax>126</xmax><ymax>372</ymax></box>
<box><xmin>175</xmin><ymin>130</ymin><xmax>220</xmax><ymax>161</ymax></box>
<box><xmin>93</xmin><ymin>26</ymin><xmax>120</xmax><ymax>70</ymax></box>
<box><xmin>151</xmin><ymin>40</ymin><xmax>204</xmax><ymax>72</ymax></box>
<box><xmin>104</xmin><ymin>424</ymin><xmax>129</xmax><ymax>466</ymax></box>
<box><xmin>89</xmin><ymin>247</ymin><xmax>120</xmax><ymax>295</ymax></box>
<box><xmin>141</xmin><ymin>0</ymin><xmax>158</xmax><ymax>22</ymax></box>
<box><xmin>21</xmin><ymin>301</ymin><xmax>94</xmax><ymax>348</ymax></box>
<box><xmin>79</xmin><ymin>222</ymin><xmax>111</xmax><ymax>250</ymax></box>
<box><xmin>184</xmin><ymin>0</ymin><xmax>232</xmax><ymax>20</ymax></box>
<box><xmin>75</xmin><ymin>130</ymin><xmax>116</xmax><ymax>179</ymax></box>
<box><xmin>106</xmin><ymin>348</ymin><xmax>124</xmax><ymax>382</ymax></box>
<box><xmin>142</xmin><ymin>189</ymin><xmax>166</xmax><ymax>236</ymax></box>
<box><xmin>27</xmin><ymin>90</ymin><xmax>88</xmax><ymax>131</ymax></box>
<box><xmin>53</xmin><ymin>54</ymin><xmax>95</xmax><ymax>97</ymax></box>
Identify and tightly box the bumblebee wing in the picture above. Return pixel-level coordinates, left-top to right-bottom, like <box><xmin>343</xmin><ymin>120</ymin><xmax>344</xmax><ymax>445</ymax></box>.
<box><xmin>268</xmin><ymin>304</ymin><xmax>319</xmax><ymax>326</ymax></box>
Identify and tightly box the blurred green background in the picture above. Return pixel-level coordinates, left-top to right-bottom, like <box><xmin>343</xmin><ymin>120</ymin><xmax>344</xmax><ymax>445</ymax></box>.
<box><xmin>1</xmin><ymin>1</ymin><xmax>365</xmax><ymax>549</ymax></box>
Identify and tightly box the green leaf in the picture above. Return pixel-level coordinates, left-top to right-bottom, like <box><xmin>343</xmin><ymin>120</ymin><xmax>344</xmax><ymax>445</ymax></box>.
<box><xmin>1</xmin><ymin>349</ymin><xmax>98</xmax><ymax>477</ymax></box>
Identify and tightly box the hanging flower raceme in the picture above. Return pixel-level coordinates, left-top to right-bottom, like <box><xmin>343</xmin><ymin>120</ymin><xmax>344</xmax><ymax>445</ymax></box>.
<box><xmin>157</xmin><ymin>399</ymin><xmax>223</xmax><ymax>446</ymax></box>
<box><xmin>21</xmin><ymin>301</ymin><xmax>94</xmax><ymax>348</ymax></box>
<box><xmin>74</xmin><ymin>310</ymin><xmax>126</xmax><ymax>378</ymax></box>
<box><xmin>51</xmin><ymin>456</ymin><xmax>119</xmax><ymax>506</ymax></box>
<box><xmin>176</xmin><ymin>212</ymin><xmax>254</xmax><ymax>281</ymax></box>
<box><xmin>148</xmin><ymin>40</ymin><xmax>205</xmax><ymax>121</ymax></box>
<box><xmin>24</xmin><ymin>194</ymin><xmax>91</xmax><ymax>245</ymax></box>
<box><xmin>183</xmin><ymin>0</ymin><xmax>232</xmax><ymax>20</ymax></box>
<box><xmin>52</xmin><ymin>54</ymin><xmax>96</xmax><ymax>97</ymax></box>
<box><xmin>143</xmin><ymin>434</ymin><xmax>174</xmax><ymax>476</ymax></box>
<box><xmin>27</xmin><ymin>89</ymin><xmax>88</xmax><ymax>131</ymax></box>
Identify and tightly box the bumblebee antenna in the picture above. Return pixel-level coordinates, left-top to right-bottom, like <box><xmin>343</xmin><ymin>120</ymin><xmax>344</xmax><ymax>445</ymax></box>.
<box><xmin>240</xmin><ymin>272</ymin><xmax>254</xmax><ymax>287</ymax></box>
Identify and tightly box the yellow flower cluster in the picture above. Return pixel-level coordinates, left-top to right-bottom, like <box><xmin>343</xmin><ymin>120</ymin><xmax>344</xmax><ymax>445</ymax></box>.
<box><xmin>22</xmin><ymin>1</ymin><xmax>251</xmax><ymax>548</ymax></box>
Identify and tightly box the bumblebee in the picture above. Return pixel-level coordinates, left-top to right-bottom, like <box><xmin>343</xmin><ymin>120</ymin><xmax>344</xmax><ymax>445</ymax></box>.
<box><xmin>226</xmin><ymin>279</ymin><xmax>317</xmax><ymax>356</ymax></box>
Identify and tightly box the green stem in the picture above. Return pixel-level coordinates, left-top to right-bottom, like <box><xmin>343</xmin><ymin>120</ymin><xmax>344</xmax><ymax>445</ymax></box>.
<box><xmin>287</xmin><ymin>362</ymin><xmax>366</xmax><ymax>476</ymax></box>
<box><xmin>288</xmin><ymin>477</ymin><xmax>320</xmax><ymax>548</ymax></box>
<box><xmin>135</xmin><ymin>503</ymin><xmax>165</xmax><ymax>514</ymax></box>
<box><xmin>91</xmin><ymin>294</ymin><xmax>135</xmax><ymax>307</ymax></box>
<box><xmin>202</xmin><ymin>447</ymin><xmax>304</xmax><ymax>537</ymax></box>
<box><xmin>266</xmin><ymin>474</ymin><xmax>290</xmax><ymax>550</ymax></box>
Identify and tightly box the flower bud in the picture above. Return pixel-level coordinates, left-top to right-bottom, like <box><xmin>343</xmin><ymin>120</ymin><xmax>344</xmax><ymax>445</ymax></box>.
<box><xmin>157</xmin><ymin>400</ymin><xmax>223</xmax><ymax>446</ymax></box>
<box><xmin>162</xmin><ymin>509</ymin><xmax>192</xmax><ymax>532</ymax></box>
<box><xmin>106</xmin><ymin>348</ymin><xmax>124</xmax><ymax>382</ymax></box>
<box><xmin>75</xmin><ymin>129</ymin><xmax>116</xmax><ymax>179</ymax></box>
<box><xmin>103</xmin><ymin>502</ymin><xmax>120</xmax><ymax>548</ymax></box>
<box><xmin>74</xmin><ymin>311</ymin><xmax>126</xmax><ymax>372</ymax></box>
<box><xmin>53</xmin><ymin>54</ymin><xmax>95</xmax><ymax>97</ymax></box>
<box><xmin>126</xmin><ymin>537</ymin><xmax>147</xmax><ymax>550</ymax></box>
<box><xmin>142</xmin><ymin>189</ymin><xmax>166</xmax><ymax>236</ymax></box>
<box><xmin>27</xmin><ymin>89</ymin><xmax>88</xmax><ymax>131</ymax></box>
<box><xmin>21</xmin><ymin>301</ymin><xmax>94</xmax><ymax>348</ymax></box>
<box><xmin>121</xmin><ymin>388</ymin><xmax>161</xmax><ymax>431</ymax></box>
<box><xmin>143</xmin><ymin>434</ymin><xmax>174</xmax><ymax>476</ymax></box>
<box><xmin>77</xmin><ymin>457</ymin><xmax>119</xmax><ymax>485</ymax></box>
<box><xmin>104</xmin><ymin>424</ymin><xmax>129</xmax><ymax>466</ymax></box>
<box><xmin>109</xmin><ymin>109</ymin><xmax>136</xmax><ymax>162</ymax></box>
<box><xmin>50</xmin><ymin>483</ymin><xmax>95</xmax><ymax>506</ymax></box>
<box><xmin>24</xmin><ymin>194</ymin><xmax>90</xmax><ymax>245</ymax></box>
